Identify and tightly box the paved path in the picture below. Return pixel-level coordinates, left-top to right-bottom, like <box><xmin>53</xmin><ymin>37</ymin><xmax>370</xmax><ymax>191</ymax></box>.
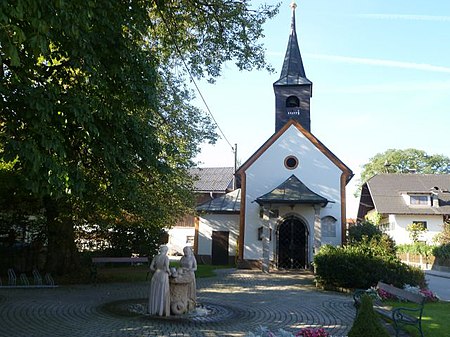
<box><xmin>0</xmin><ymin>269</ymin><xmax>356</xmax><ymax>337</ymax></box>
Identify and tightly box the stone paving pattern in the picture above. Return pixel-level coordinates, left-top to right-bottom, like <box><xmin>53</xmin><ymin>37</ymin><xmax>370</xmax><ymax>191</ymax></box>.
<box><xmin>0</xmin><ymin>269</ymin><xmax>360</xmax><ymax>337</ymax></box>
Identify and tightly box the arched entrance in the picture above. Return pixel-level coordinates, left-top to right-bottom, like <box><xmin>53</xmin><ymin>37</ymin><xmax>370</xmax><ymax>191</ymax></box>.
<box><xmin>277</xmin><ymin>216</ymin><xmax>309</xmax><ymax>269</ymax></box>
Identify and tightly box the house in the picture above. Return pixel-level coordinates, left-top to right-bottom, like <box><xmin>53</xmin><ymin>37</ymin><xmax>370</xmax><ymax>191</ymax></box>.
<box><xmin>194</xmin><ymin>4</ymin><xmax>353</xmax><ymax>270</ymax></box>
<box><xmin>195</xmin><ymin>188</ymin><xmax>240</xmax><ymax>265</ymax></box>
<box><xmin>166</xmin><ymin>167</ymin><xmax>234</xmax><ymax>255</ymax></box>
<box><xmin>357</xmin><ymin>173</ymin><xmax>450</xmax><ymax>244</ymax></box>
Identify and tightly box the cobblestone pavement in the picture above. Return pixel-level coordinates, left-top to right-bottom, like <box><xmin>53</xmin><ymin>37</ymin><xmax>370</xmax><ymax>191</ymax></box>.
<box><xmin>0</xmin><ymin>269</ymin><xmax>356</xmax><ymax>337</ymax></box>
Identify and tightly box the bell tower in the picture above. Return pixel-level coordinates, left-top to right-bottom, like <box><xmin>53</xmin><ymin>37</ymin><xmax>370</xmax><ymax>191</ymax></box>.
<box><xmin>273</xmin><ymin>2</ymin><xmax>312</xmax><ymax>133</ymax></box>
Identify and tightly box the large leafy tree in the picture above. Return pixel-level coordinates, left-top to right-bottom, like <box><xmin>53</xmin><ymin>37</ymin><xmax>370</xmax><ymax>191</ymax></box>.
<box><xmin>0</xmin><ymin>0</ymin><xmax>278</xmax><ymax>274</ymax></box>
<box><xmin>356</xmin><ymin>148</ymin><xmax>450</xmax><ymax>196</ymax></box>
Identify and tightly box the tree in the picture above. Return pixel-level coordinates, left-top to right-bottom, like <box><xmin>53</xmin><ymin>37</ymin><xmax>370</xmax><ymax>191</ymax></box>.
<box><xmin>1</xmin><ymin>0</ymin><xmax>279</xmax><ymax>274</ymax></box>
<box><xmin>407</xmin><ymin>222</ymin><xmax>427</xmax><ymax>243</ymax></box>
<box><xmin>356</xmin><ymin>148</ymin><xmax>450</xmax><ymax>196</ymax></box>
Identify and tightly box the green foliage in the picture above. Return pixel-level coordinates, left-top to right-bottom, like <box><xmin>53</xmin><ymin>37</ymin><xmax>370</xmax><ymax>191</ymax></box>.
<box><xmin>432</xmin><ymin>243</ymin><xmax>450</xmax><ymax>259</ymax></box>
<box><xmin>365</xmin><ymin>211</ymin><xmax>382</xmax><ymax>225</ymax></box>
<box><xmin>407</xmin><ymin>222</ymin><xmax>427</xmax><ymax>243</ymax></box>
<box><xmin>348</xmin><ymin>295</ymin><xmax>390</xmax><ymax>337</ymax></box>
<box><xmin>348</xmin><ymin>221</ymin><xmax>397</xmax><ymax>258</ymax></box>
<box><xmin>348</xmin><ymin>221</ymin><xmax>383</xmax><ymax>243</ymax></box>
<box><xmin>397</xmin><ymin>243</ymin><xmax>434</xmax><ymax>257</ymax></box>
<box><xmin>314</xmin><ymin>245</ymin><xmax>425</xmax><ymax>289</ymax></box>
<box><xmin>434</xmin><ymin>222</ymin><xmax>450</xmax><ymax>245</ymax></box>
<box><xmin>356</xmin><ymin>148</ymin><xmax>450</xmax><ymax>196</ymax></box>
<box><xmin>0</xmin><ymin>0</ymin><xmax>278</xmax><ymax>273</ymax></box>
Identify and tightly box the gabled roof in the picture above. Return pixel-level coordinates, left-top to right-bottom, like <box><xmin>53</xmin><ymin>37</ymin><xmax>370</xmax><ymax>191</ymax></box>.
<box><xmin>256</xmin><ymin>175</ymin><xmax>329</xmax><ymax>206</ymax></box>
<box><xmin>196</xmin><ymin>189</ymin><xmax>240</xmax><ymax>213</ymax></box>
<box><xmin>190</xmin><ymin>167</ymin><xmax>234</xmax><ymax>193</ymax></box>
<box><xmin>273</xmin><ymin>3</ymin><xmax>311</xmax><ymax>87</ymax></box>
<box><xmin>357</xmin><ymin>173</ymin><xmax>450</xmax><ymax>219</ymax></box>
<box><xmin>235</xmin><ymin>119</ymin><xmax>353</xmax><ymax>183</ymax></box>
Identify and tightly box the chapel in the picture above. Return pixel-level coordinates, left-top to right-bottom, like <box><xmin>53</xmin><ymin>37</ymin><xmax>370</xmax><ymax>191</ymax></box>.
<box><xmin>195</xmin><ymin>3</ymin><xmax>353</xmax><ymax>270</ymax></box>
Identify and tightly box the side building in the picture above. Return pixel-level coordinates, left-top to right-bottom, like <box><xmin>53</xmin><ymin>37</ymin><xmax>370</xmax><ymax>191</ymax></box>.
<box><xmin>166</xmin><ymin>167</ymin><xmax>234</xmax><ymax>255</ymax></box>
<box><xmin>357</xmin><ymin>173</ymin><xmax>450</xmax><ymax>245</ymax></box>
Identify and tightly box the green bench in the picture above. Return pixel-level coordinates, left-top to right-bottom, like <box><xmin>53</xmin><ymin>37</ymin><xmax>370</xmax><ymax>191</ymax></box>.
<box><xmin>353</xmin><ymin>281</ymin><xmax>425</xmax><ymax>337</ymax></box>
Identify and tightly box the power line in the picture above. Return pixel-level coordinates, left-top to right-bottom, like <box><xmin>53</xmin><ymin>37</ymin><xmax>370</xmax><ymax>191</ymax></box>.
<box><xmin>155</xmin><ymin>5</ymin><xmax>235</xmax><ymax>153</ymax></box>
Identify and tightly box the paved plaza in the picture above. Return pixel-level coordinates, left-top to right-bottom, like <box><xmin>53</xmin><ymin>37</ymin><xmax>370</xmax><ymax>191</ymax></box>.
<box><xmin>1</xmin><ymin>269</ymin><xmax>358</xmax><ymax>337</ymax></box>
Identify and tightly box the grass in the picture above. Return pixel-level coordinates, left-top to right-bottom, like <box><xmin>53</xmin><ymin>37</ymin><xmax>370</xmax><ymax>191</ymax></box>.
<box><xmin>59</xmin><ymin>263</ymin><xmax>234</xmax><ymax>284</ymax></box>
<box><xmin>386</xmin><ymin>301</ymin><xmax>450</xmax><ymax>337</ymax></box>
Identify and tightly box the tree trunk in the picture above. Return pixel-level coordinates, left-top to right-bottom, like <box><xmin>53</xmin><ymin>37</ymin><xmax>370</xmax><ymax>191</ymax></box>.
<box><xmin>44</xmin><ymin>196</ymin><xmax>80</xmax><ymax>275</ymax></box>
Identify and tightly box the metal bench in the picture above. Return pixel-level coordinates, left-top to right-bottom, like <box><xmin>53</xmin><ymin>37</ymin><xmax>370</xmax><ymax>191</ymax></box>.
<box><xmin>353</xmin><ymin>281</ymin><xmax>425</xmax><ymax>337</ymax></box>
<box><xmin>90</xmin><ymin>256</ymin><xmax>149</xmax><ymax>283</ymax></box>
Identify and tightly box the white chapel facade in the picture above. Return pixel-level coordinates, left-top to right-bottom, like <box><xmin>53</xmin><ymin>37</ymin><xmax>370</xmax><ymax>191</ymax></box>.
<box><xmin>195</xmin><ymin>4</ymin><xmax>353</xmax><ymax>270</ymax></box>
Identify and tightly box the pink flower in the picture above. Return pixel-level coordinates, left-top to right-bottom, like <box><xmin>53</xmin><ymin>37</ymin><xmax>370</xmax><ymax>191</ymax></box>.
<box><xmin>296</xmin><ymin>327</ymin><xmax>329</xmax><ymax>337</ymax></box>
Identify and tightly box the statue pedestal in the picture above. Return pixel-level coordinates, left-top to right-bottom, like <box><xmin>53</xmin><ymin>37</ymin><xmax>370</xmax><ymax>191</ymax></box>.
<box><xmin>169</xmin><ymin>272</ymin><xmax>195</xmax><ymax>315</ymax></box>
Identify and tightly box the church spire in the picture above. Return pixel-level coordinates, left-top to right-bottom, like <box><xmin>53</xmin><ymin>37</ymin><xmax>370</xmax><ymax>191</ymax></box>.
<box><xmin>273</xmin><ymin>2</ymin><xmax>313</xmax><ymax>133</ymax></box>
<box><xmin>274</xmin><ymin>1</ymin><xmax>310</xmax><ymax>86</ymax></box>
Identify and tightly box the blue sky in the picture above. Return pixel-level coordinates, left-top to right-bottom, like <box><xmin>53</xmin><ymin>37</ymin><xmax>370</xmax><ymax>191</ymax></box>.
<box><xmin>193</xmin><ymin>0</ymin><xmax>450</xmax><ymax>217</ymax></box>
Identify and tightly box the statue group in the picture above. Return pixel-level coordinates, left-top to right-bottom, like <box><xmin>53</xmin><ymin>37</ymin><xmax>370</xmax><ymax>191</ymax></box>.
<box><xmin>148</xmin><ymin>245</ymin><xmax>197</xmax><ymax>316</ymax></box>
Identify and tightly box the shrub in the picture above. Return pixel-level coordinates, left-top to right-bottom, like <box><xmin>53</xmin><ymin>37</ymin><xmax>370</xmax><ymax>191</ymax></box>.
<box><xmin>432</xmin><ymin>243</ymin><xmax>450</xmax><ymax>259</ymax></box>
<box><xmin>348</xmin><ymin>221</ymin><xmax>382</xmax><ymax>243</ymax></box>
<box><xmin>433</xmin><ymin>222</ymin><xmax>450</xmax><ymax>245</ymax></box>
<box><xmin>314</xmin><ymin>245</ymin><xmax>425</xmax><ymax>289</ymax></box>
<box><xmin>348</xmin><ymin>221</ymin><xmax>396</xmax><ymax>258</ymax></box>
<box><xmin>348</xmin><ymin>295</ymin><xmax>390</xmax><ymax>337</ymax></box>
<box><xmin>397</xmin><ymin>243</ymin><xmax>434</xmax><ymax>257</ymax></box>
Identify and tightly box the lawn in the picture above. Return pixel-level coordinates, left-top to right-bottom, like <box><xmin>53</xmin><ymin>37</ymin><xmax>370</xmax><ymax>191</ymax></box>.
<box><xmin>387</xmin><ymin>301</ymin><xmax>450</xmax><ymax>337</ymax></box>
<box><xmin>88</xmin><ymin>263</ymin><xmax>232</xmax><ymax>284</ymax></box>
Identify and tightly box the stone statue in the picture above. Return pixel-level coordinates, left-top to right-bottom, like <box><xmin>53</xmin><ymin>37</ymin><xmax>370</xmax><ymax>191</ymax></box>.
<box><xmin>179</xmin><ymin>246</ymin><xmax>197</xmax><ymax>305</ymax></box>
<box><xmin>148</xmin><ymin>245</ymin><xmax>171</xmax><ymax>316</ymax></box>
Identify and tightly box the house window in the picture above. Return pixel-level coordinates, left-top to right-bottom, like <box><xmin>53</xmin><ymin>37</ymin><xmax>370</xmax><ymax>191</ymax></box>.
<box><xmin>410</xmin><ymin>195</ymin><xmax>429</xmax><ymax>205</ymax></box>
<box><xmin>321</xmin><ymin>216</ymin><xmax>336</xmax><ymax>237</ymax></box>
<box><xmin>284</xmin><ymin>156</ymin><xmax>299</xmax><ymax>170</ymax></box>
<box><xmin>412</xmin><ymin>221</ymin><xmax>427</xmax><ymax>229</ymax></box>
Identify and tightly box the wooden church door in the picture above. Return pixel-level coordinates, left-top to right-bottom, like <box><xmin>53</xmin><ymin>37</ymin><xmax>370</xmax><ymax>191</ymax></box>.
<box><xmin>277</xmin><ymin>216</ymin><xmax>308</xmax><ymax>269</ymax></box>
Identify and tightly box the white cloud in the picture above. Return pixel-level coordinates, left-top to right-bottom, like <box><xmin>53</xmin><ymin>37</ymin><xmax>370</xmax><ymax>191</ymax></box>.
<box><xmin>359</xmin><ymin>13</ymin><xmax>450</xmax><ymax>22</ymax></box>
<box><xmin>306</xmin><ymin>53</ymin><xmax>450</xmax><ymax>74</ymax></box>
<box><xmin>320</xmin><ymin>80</ymin><xmax>450</xmax><ymax>94</ymax></box>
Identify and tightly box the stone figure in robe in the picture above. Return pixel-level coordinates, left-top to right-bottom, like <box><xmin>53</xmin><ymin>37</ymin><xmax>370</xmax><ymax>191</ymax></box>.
<box><xmin>179</xmin><ymin>246</ymin><xmax>197</xmax><ymax>305</ymax></box>
<box><xmin>148</xmin><ymin>245</ymin><xmax>171</xmax><ymax>316</ymax></box>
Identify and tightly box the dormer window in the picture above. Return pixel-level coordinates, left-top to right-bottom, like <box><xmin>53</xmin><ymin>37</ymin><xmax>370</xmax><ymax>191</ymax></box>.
<box><xmin>409</xmin><ymin>195</ymin><xmax>429</xmax><ymax>206</ymax></box>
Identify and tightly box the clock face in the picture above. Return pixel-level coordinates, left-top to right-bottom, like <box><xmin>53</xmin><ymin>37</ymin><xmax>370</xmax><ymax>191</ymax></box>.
<box><xmin>286</xmin><ymin>107</ymin><xmax>301</xmax><ymax>115</ymax></box>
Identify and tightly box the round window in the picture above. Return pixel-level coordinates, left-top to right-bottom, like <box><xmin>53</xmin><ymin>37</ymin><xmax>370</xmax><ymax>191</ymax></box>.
<box><xmin>284</xmin><ymin>156</ymin><xmax>299</xmax><ymax>170</ymax></box>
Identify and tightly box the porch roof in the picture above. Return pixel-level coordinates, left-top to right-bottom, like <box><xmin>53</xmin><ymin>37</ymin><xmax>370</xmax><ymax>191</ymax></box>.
<box><xmin>255</xmin><ymin>175</ymin><xmax>329</xmax><ymax>206</ymax></box>
<box><xmin>196</xmin><ymin>188</ymin><xmax>241</xmax><ymax>213</ymax></box>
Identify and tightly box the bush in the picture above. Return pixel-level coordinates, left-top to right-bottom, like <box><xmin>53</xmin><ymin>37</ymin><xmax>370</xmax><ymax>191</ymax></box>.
<box><xmin>348</xmin><ymin>221</ymin><xmax>396</xmax><ymax>258</ymax></box>
<box><xmin>397</xmin><ymin>242</ymin><xmax>434</xmax><ymax>257</ymax></box>
<box><xmin>348</xmin><ymin>295</ymin><xmax>390</xmax><ymax>337</ymax></box>
<box><xmin>314</xmin><ymin>245</ymin><xmax>425</xmax><ymax>289</ymax></box>
<box><xmin>432</xmin><ymin>243</ymin><xmax>450</xmax><ymax>259</ymax></box>
<box><xmin>348</xmin><ymin>221</ymin><xmax>382</xmax><ymax>243</ymax></box>
<box><xmin>434</xmin><ymin>222</ymin><xmax>450</xmax><ymax>245</ymax></box>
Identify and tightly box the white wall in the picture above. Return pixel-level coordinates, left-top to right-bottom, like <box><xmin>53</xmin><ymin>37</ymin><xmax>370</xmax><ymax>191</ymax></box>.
<box><xmin>197</xmin><ymin>213</ymin><xmax>239</xmax><ymax>257</ymax></box>
<box><xmin>243</xmin><ymin>125</ymin><xmax>344</xmax><ymax>261</ymax></box>
<box><xmin>387</xmin><ymin>214</ymin><xmax>444</xmax><ymax>245</ymax></box>
<box><xmin>166</xmin><ymin>227</ymin><xmax>195</xmax><ymax>255</ymax></box>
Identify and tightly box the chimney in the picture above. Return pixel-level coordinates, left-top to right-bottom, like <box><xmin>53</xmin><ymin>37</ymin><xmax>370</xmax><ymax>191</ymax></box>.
<box><xmin>432</xmin><ymin>193</ymin><xmax>439</xmax><ymax>207</ymax></box>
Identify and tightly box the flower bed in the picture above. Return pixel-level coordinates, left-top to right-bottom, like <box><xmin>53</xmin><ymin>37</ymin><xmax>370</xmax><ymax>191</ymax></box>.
<box><xmin>246</xmin><ymin>326</ymin><xmax>330</xmax><ymax>337</ymax></box>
